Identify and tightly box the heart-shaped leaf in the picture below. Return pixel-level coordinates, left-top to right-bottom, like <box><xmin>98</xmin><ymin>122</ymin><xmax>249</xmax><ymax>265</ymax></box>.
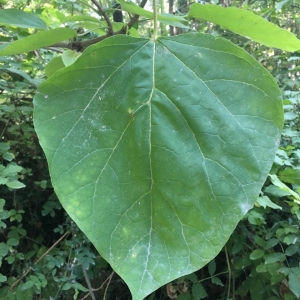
<box><xmin>33</xmin><ymin>33</ymin><xmax>283</xmax><ymax>299</ymax></box>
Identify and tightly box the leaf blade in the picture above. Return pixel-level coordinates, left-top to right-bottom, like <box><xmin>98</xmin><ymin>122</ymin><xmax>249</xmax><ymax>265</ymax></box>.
<box><xmin>33</xmin><ymin>33</ymin><xmax>283</xmax><ymax>299</ymax></box>
<box><xmin>0</xmin><ymin>9</ymin><xmax>47</xmax><ymax>29</ymax></box>
<box><xmin>0</xmin><ymin>28</ymin><xmax>77</xmax><ymax>56</ymax></box>
<box><xmin>188</xmin><ymin>4</ymin><xmax>300</xmax><ymax>51</ymax></box>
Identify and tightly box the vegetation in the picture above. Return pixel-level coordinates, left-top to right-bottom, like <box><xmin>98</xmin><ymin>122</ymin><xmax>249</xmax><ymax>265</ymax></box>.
<box><xmin>0</xmin><ymin>0</ymin><xmax>299</xmax><ymax>299</ymax></box>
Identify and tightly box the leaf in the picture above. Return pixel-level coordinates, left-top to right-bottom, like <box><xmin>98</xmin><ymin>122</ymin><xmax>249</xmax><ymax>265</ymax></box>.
<box><xmin>208</xmin><ymin>259</ymin><xmax>216</xmax><ymax>276</ymax></box>
<box><xmin>7</xmin><ymin>238</ymin><xmax>19</xmax><ymax>246</ymax></box>
<box><xmin>192</xmin><ymin>282</ymin><xmax>207</xmax><ymax>299</ymax></box>
<box><xmin>256</xmin><ymin>196</ymin><xmax>282</xmax><ymax>210</ymax></box>
<box><xmin>269</xmin><ymin>174</ymin><xmax>300</xmax><ymax>203</ymax></box>
<box><xmin>211</xmin><ymin>277</ymin><xmax>224</xmax><ymax>286</ymax></box>
<box><xmin>33</xmin><ymin>33</ymin><xmax>283</xmax><ymax>299</ymax></box>
<box><xmin>250</xmin><ymin>249</ymin><xmax>264</xmax><ymax>260</ymax></box>
<box><xmin>188</xmin><ymin>4</ymin><xmax>300</xmax><ymax>51</ymax></box>
<box><xmin>2</xmin><ymin>164</ymin><xmax>23</xmax><ymax>176</ymax></box>
<box><xmin>60</xmin><ymin>15</ymin><xmax>101</xmax><ymax>23</ymax></box>
<box><xmin>45</xmin><ymin>57</ymin><xmax>66</xmax><ymax>78</ymax></box>
<box><xmin>118</xmin><ymin>0</ymin><xmax>189</xmax><ymax>28</ymax></box>
<box><xmin>6</xmin><ymin>180</ymin><xmax>25</xmax><ymax>189</ymax></box>
<box><xmin>0</xmin><ymin>273</ymin><xmax>7</xmax><ymax>283</ymax></box>
<box><xmin>289</xmin><ymin>270</ymin><xmax>300</xmax><ymax>297</ymax></box>
<box><xmin>279</xmin><ymin>168</ymin><xmax>300</xmax><ymax>185</ymax></box>
<box><xmin>264</xmin><ymin>253</ymin><xmax>286</xmax><ymax>264</ymax></box>
<box><xmin>62</xmin><ymin>50</ymin><xmax>81</xmax><ymax>67</ymax></box>
<box><xmin>0</xmin><ymin>9</ymin><xmax>47</xmax><ymax>29</ymax></box>
<box><xmin>0</xmin><ymin>28</ymin><xmax>77</xmax><ymax>56</ymax></box>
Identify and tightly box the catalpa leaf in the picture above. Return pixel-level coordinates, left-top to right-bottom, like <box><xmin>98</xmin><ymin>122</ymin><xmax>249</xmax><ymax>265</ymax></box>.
<box><xmin>188</xmin><ymin>4</ymin><xmax>300</xmax><ymax>51</ymax></box>
<box><xmin>33</xmin><ymin>33</ymin><xmax>283</xmax><ymax>299</ymax></box>
<box><xmin>0</xmin><ymin>28</ymin><xmax>76</xmax><ymax>56</ymax></box>
<box><xmin>0</xmin><ymin>9</ymin><xmax>47</xmax><ymax>29</ymax></box>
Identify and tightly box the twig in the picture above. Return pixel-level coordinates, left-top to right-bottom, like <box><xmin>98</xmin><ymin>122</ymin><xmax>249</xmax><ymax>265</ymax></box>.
<box><xmin>91</xmin><ymin>0</ymin><xmax>113</xmax><ymax>36</ymax></box>
<box><xmin>103</xmin><ymin>271</ymin><xmax>114</xmax><ymax>300</ymax></box>
<box><xmin>79</xmin><ymin>271</ymin><xmax>114</xmax><ymax>300</ymax></box>
<box><xmin>224</xmin><ymin>246</ymin><xmax>232</xmax><ymax>300</ymax></box>
<box><xmin>45</xmin><ymin>0</ymin><xmax>148</xmax><ymax>51</ymax></box>
<box><xmin>10</xmin><ymin>231</ymin><xmax>70</xmax><ymax>291</ymax></box>
<box><xmin>82</xmin><ymin>265</ymin><xmax>96</xmax><ymax>300</ymax></box>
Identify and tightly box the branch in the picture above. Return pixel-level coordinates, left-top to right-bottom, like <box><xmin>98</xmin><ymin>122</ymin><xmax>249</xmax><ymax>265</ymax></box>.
<box><xmin>82</xmin><ymin>265</ymin><xmax>96</xmax><ymax>300</ymax></box>
<box><xmin>91</xmin><ymin>0</ymin><xmax>113</xmax><ymax>36</ymax></box>
<box><xmin>44</xmin><ymin>0</ymin><xmax>148</xmax><ymax>51</ymax></box>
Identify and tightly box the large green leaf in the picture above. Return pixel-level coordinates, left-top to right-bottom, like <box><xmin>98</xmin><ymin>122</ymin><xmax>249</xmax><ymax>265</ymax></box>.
<box><xmin>33</xmin><ymin>33</ymin><xmax>283</xmax><ymax>299</ymax></box>
<box><xmin>0</xmin><ymin>28</ymin><xmax>77</xmax><ymax>56</ymax></box>
<box><xmin>0</xmin><ymin>9</ymin><xmax>47</xmax><ymax>29</ymax></box>
<box><xmin>188</xmin><ymin>4</ymin><xmax>300</xmax><ymax>51</ymax></box>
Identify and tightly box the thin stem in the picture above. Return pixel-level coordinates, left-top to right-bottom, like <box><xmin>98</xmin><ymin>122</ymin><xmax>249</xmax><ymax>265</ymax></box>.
<box><xmin>103</xmin><ymin>271</ymin><xmax>114</xmax><ymax>300</ymax></box>
<box><xmin>153</xmin><ymin>0</ymin><xmax>158</xmax><ymax>39</ymax></box>
<box><xmin>224</xmin><ymin>246</ymin><xmax>231</xmax><ymax>299</ymax></box>
<box><xmin>91</xmin><ymin>0</ymin><xmax>114</xmax><ymax>36</ymax></box>
<box><xmin>82</xmin><ymin>265</ymin><xmax>96</xmax><ymax>300</ymax></box>
<box><xmin>198</xmin><ymin>270</ymin><xmax>229</xmax><ymax>284</ymax></box>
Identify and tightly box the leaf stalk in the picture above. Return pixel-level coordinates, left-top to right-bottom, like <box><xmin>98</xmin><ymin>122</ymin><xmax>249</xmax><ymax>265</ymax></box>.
<box><xmin>153</xmin><ymin>0</ymin><xmax>158</xmax><ymax>39</ymax></box>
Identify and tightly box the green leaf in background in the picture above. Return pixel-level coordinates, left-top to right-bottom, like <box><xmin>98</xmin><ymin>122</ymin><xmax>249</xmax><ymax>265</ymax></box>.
<box><xmin>264</xmin><ymin>253</ymin><xmax>286</xmax><ymax>264</ymax></box>
<box><xmin>188</xmin><ymin>4</ymin><xmax>300</xmax><ymax>51</ymax></box>
<box><xmin>33</xmin><ymin>33</ymin><xmax>283</xmax><ymax>299</ymax></box>
<box><xmin>250</xmin><ymin>249</ymin><xmax>264</xmax><ymax>260</ymax></box>
<box><xmin>0</xmin><ymin>28</ymin><xmax>77</xmax><ymax>56</ymax></box>
<box><xmin>0</xmin><ymin>274</ymin><xmax>7</xmax><ymax>283</ymax></box>
<box><xmin>257</xmin><ymin>196</ymin><xmax>282</xmax><ymax>210</ymax></box>
<box><xmin>62</xmin><ymin>50</ymin><xmax>81</xmax><ymax>67</ymax></box>
<box><xmin>118</xmin><ymin>0</ymin><xmax>189</xmax><ymax>28</ymax></box>
<box><xmin>269</xmin><ymin>174</ymin><xmax>300</xmax><ymax>203</ymax></box>
<box><xmin>0</xmin><ymin>9</ymin><xmax>47</xmax><ymax>30</ymax></box>
<box><xmin>6</xmin><ymin>180</ymin><xmax>25</xmax><ymax>189</ymax></box>
<box><xmin>289</xmin><ymin>268</ymin><xmax>300</xmax><ymax>298</ymax></box>
<box><xmin>279</xmin><ymin>168</ymin><xmax>300</xmax><ymax>185</ymax></box>
<box><xmin>192</xmin><ymin>282</ymin><xmax>207</xmax><ymax>299</ymax></box>
<box><xmin>45</xmin><ymin>57</ymin><xmax>66</xmax><ymax>78</ymax></box>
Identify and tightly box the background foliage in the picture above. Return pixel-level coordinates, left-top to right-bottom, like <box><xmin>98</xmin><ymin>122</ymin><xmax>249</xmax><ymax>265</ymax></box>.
<box><xmin>0</xmin><ymin>0</ymin><xmax>299</xmax><ymax>299</ymax></box>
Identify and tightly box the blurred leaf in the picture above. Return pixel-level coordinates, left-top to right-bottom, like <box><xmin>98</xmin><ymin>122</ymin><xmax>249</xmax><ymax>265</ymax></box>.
<box><xmin>211</xmin><ymin>277</ymin><xmax>224</xmax><ymax>286</ymax></box>
<box><xmin>0</xmin><ymin>9</ymin><xmax>47</xmax><ymax>29</ymax></box>
<box><xmin>62</xmin><ymin>50</ymin><xmax>81</xmax><ymax>67</ymax></box>
<box><xmin>285</xmin><ymin>245</ymin><xmax>299</xmax><ymax>256</ymax></box>
<box><xmin>208</xmin><ymin>259</ymin><xmax>216</xmax><ymax>276</ymax></box>
<box><xmin>250</xmin><ymin>249</ymin><xmax>264</xmax><ymax>260</ymax></box>
<box><xmin>62</xmin><ymin>282</ymin><xmax>72</xmax><ymax>290</ymax></box>
<box><xmin>0</xmin><ymin>273</ymin><xmax>7</xmax><ymax>282</ymax></box>
<box><xmin>6</xmin><ymin>180</ymin><xmax>25</xmax><ymax>189</ymax></box>
<box><xmin>73</xmin><ymin>282</ymin><xmax>88</xmax><ymax>292</ymax></box>
<box><xmin>257</xmin><ymin>196</ymin><xmax>282</xmax><ymax>210</ymax></box>
<box><xmin>269</xmin><ymin>174</ymin><xmax>300</xmax><ymax>203</ymax></box>
<box><xmin>192</xmin><ymin>282</ymin><xmax>207</xmax><ymax>299</ymax></box>
<box><xmin>188</xmin><ymin>4</ymin><xmax>300</xmax><ymax>51</ymax></box>
<box><xmin>289</xmin><ymin>270</ymin><xmax>300</xmax><ymax>298</ymax></box>
<box><xmin>0</xmin><ymin>28</ymin><xmax>77</xmax><ymax>56</ymax></box>
<box><xmin>279</xmin><ymin>168</ymin><xmax>300</xmax><ymax>185</ymax></box>
<box><xmin>45</xmin><ymin>56</ymin><xmax>65</xmax><ymax>78</ymax></box>
<box><xmin>118</xmin><ymin>0</ymin><xmax>189</xmax><ymax>28</ymax></box>
<box><xmin>264</xmin><ymin>253</ymin><xmax>286</xmax><ymax>264</ymax></box>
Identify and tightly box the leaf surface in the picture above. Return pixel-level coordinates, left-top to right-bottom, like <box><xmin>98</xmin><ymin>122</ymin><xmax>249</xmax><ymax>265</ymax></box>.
<box><xmin>0</xmin><ymin>28</ymin><xmax>76</xmax><ymax>56</ymax></box>
<box><xmin>0</xmin><ymin>9</ymin><xmax>47</xmax><ymax>29</ymax></box>
<box><xmin>188</xmin><ymin>4</ymin><xmax>300</xmax><ymax>51</ymax></box>
<box><xmin>33</xmin><ymin>33</ymin><xmax>283</xmax><ymax>299</ymax></box>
